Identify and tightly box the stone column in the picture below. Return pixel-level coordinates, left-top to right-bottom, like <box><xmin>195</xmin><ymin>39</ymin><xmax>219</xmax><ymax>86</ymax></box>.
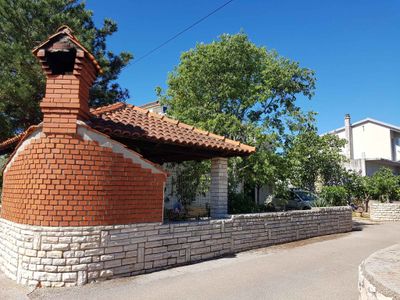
<box><xmin>210</xmin><ymin>157</ymin><xmax>228</xmax><ymax>218</ymax></box>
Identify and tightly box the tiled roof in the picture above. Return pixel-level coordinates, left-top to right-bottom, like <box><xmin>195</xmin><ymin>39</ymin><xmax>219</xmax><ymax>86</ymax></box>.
<box><xmin>0</xmin><ymin>103</ymin><xmax>255</xmax><ymax>158</ymax></box>
<box><xmin>0</xmin><ymin>126</ymin><xmax>40</xmax><ymax>155</ymax></box>
<box><xmin>90</xmin><ymin>102</ymin><xmax>255</xmax><ymax>156</ymax></box>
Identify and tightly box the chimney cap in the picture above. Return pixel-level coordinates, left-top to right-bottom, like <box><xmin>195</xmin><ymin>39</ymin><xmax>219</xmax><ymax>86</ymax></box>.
<box><xmin>345</xmin><ymin>114</ymin><xmax>351</xmax><ymax>119</ymax></box>
<box><xmin>56</xmin><ymin>25</ymin><xmax>74</xmax><ymax>35</ymax></box>
<box><xmin>32</xmin><ymin>25</ymin><xmax>102</xmax><ymax>74</ymax></box>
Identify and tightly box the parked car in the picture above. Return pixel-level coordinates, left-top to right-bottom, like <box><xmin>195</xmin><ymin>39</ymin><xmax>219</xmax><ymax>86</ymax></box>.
<box><xmin>266</xmin><ymin>189</ymin><xmax>319</xmax><ymax>211</ymax></box>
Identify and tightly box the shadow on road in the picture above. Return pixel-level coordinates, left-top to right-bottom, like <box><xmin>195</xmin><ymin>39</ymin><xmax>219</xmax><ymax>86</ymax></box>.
<box><xmin>352</xmin><ymin>219</ymin><xmax>378</xmax><ymax>232</ymax></box>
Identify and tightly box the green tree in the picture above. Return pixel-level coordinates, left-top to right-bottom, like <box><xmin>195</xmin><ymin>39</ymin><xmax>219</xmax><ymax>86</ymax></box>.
<box><xmin>171</xmin><ymin>161</ymin><xmax>211</xmax><ymax>208</ymax></box>
<box><xmin>319</xmin><ymin>186</ymin><xmax>348</xmax><ymax>206</ymax></box>
<box><xmin>237</xmin><ymin>132</ymin><xmax>288</xmax><ymax>201</ymax></box>
<box><xmin>0</xmin><ymin>0</ymin><xmax>133</xmax><ymax>140</ymax></box>
<box><xmin>285</xmin><ymin>130</ymin><xmax>347</xmax><ymax>191</ymax></box>
<box><xmin>158</xmin><ymin>33</ymin><xmax>316</xmax><ymax>197</ymax></box>
<box><xmin>342</xmin><ymin>171</ymin><xmax>371</xmax><ymax>211</ymax></box>
<box><xmin>368</xmin><ymin>167</ymin><xmax>399</xmax><ymax>202</ymax></box>
<box><xmin>0</xmin><ymin>155</ymin><xmax>7</xmax><ymax>197</ymax></box>
<box><xmin>159</xmin><ymin>33</ymin><xmax>315</xmax><ymax>140</ymax></box>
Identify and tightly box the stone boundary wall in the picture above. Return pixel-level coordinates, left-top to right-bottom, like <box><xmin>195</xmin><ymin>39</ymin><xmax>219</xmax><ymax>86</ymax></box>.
<box><xmin>370</xmin><ymin>201</ymin><xmax>400</xmax><ymax>221</ymax></box>
<box><xmin>359</xmin><ymin>244</ymin><xmax>400</xmax><ymax>300</ymax></box>
<box><xmin>0</xmin><ymin>207</ymin><xmax>352</xmax><ymax>287</ymax></box>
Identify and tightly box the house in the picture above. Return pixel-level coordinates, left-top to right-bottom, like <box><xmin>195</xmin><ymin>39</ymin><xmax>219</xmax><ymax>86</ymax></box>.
<box><xmin>139</xmin><ymin>100</ymin><xmax>167</xmax><ymax>115</ymax></box>
<box><xmin>0</xmin><ymin>25</ymin><xmax>256</xmax><ymax>287</ymax></box>
<box><xmin>328</xmin><ymin>114</ymin><xmax>400</xmax><ymax>176</ymax></box>
<box><xmin>0</xmin><ymin>25</ymin><xmax>255</xmax><ymax>226</ymax></box>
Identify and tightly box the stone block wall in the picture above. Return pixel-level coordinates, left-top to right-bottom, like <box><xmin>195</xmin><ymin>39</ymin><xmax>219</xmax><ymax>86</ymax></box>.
<box><xmin>0</xmin><ymin>207</ymin><xmax>352</xmax><ymax>287</ymax></box>
<box><xmin>370</xmin><ymin>201</ymin><xmax>400</xmax><ymax>221</ymax></box>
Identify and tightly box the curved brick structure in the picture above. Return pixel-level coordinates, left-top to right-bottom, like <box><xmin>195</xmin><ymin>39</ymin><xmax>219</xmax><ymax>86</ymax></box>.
<box><xmin>359</xmin><ymin>244</ymin><xmax>400</xmax><ymax>300</ymax></box>
<box><xmin>0</xmin><ymin>26</ymin><xmax>167</xmax><ymax>227</ymax></box>
<box><xmin>1</xmin><ymin>125</ymin><xmax>166</xmax><ymax>227</ymax></box>
<box><xmin>370</xmin><ymin>201</ymin><xmax>400</xmax><ymax>222</ymax></box>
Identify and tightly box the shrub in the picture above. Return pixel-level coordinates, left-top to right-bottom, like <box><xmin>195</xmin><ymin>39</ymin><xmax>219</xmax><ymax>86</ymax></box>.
<box><xmin>368</xmin><ymin>167</ymin><xmax>399</xmax><ymax>202</ymax></box>
<box><xmin>320</xmin><ymin>186</ymin><xmax>348</xmax><ymax>206</ymax></box>
<box><xmin>312</xmin><ymin>196</ymin><xmax>328</xmax><ymax>208</ymax></box>
<box><xmin>228</xmin><ymin>192</ymin><xmax>262</xmax><ymax>214</ymax></box>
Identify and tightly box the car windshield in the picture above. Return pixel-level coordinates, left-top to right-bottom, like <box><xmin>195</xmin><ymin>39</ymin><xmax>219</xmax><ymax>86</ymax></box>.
<box><xmin>295</xmin><ymin>191</ymin><xmax>318</xmax><ymax>202</ymax></box>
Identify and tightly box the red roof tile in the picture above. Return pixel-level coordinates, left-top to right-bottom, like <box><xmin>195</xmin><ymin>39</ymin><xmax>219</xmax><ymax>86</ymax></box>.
<box><xmin>90</xmin><ymin>103</ymin><xmax>255</xmax><ymax>156</ymax></box>
<box><xmin>0</xmin><ymin>126</ymin><xmax>40</xmax><ymax>155</ymax></box>
<box><xmin>0</xmin><ymin>103</ymin><xmax>255</xmax><ymax>158</ymax></box>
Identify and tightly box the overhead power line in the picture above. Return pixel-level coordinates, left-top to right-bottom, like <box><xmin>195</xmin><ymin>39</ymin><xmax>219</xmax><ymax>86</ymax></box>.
<box><xmin>133</xmin><ymin>0</ymin><xmax>235</xmax><ymax>65</ymax></box>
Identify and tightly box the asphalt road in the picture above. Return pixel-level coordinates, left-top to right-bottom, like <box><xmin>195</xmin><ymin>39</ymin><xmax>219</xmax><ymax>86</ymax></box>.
<box><xmin>2</xmin><ymin>221</ymin><xmax>400</xmax><ymax>300</ymax></box>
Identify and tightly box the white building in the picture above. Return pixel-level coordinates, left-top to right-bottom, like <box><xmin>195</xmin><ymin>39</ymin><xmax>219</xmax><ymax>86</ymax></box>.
<box><xmin>328</xmin><ymin>114</ymin><xmax>400</xmax><ymax>176</ymax></box>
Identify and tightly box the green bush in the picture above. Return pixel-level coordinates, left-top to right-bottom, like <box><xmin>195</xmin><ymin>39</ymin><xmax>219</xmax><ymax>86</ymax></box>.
<box><xmin>312</xmin><ymin>196</ymin><xmax>328</xmax><ymax>208</ymax></box>
<box><xmin>228</xmin><ymin>192</ymin><xmax>263</xmax><ymax>214</ymax></box>
<box><xmin>368</xmin><ymin>167</ymin><xmax>399</xmax><ymax>202</ymax></box>
<box><xmin>320</xmin><ymin>186</ymin><xmax>348</xmax><ymax>206</ymax></box>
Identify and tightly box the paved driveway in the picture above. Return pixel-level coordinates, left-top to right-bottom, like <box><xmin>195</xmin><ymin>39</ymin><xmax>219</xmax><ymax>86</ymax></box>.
<box><xmin>2</xmin><ymin>221</ymin><xmax>400</xmax><ymax>300</ymax></box>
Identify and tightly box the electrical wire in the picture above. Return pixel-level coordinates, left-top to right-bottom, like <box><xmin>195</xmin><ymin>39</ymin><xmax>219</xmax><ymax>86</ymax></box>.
<box><xmin>132</xmin><ymin>0</ymin><xmax>235</xmax><ymax>65</ymax></box>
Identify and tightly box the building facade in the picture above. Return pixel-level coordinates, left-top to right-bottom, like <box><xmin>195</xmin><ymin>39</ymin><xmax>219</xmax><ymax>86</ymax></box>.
<box><xmin>328</xmin><ymin>114</ymin><xmax>400</xmax><ymax>176</ymax></box>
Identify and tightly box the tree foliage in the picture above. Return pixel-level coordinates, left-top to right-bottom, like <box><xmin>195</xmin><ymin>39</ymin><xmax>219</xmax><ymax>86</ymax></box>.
<box><xmin>367</xmin><ymin>167</ymin><xmax>399</xmax><ymax>202</ymax></box>
<box><xmin>159</xmin><ymin>32</ymin><xmax>317</xmax><ymax>197</ymax></box>
<box><xmin>319</xmin><ymin>186</ymin><xmax>348</xmax><ymax>206</ymax></box>
<box><xmin>327</xmin><ymin>167</ymin><xmax>400</xmax><ymax>211</ymax></box>
<box><xmin>0</xmin><ymin>155</ymin><xmax>7</xmax><ymax>197</ymax></box>
<box><xmin>159</xmin><ymin>33</ymin><xmax>315</xmax><ymax>141</ymax></box>
<box><xmin>170</xmin><ymin>161</ymin><xmax>211</xmax><ymax>207</ymax></box>
<box><xmin>0</xmin><ymin>0</ymin><xmax>132</xmax><ymax>140</ymax></box>
<box><xmin>285</xmin><ymin>130</ymin><xmax>347</xmax><ymax>191</ymax></box>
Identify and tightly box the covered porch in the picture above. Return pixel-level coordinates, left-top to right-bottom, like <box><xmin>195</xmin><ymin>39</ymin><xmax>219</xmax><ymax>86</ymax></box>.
<box><xmin>89</xmin><ymin>103</ymin><xmax>255</xmax><ymax>218</ymax></box>
<box><xmin>0</xmin><ymin>102</ymin><xmax>255</xmax><ymax>219</ymax></box>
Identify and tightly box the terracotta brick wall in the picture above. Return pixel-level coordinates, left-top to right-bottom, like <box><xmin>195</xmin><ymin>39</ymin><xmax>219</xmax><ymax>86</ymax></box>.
<box><xmin>1</xmin><ymin>133</ymin><xmax>166</xmax><ymax>227</ymax></box>
<box><xmin>41</xmin><ymin>63</ymin><xmax>95</xmax><ymax>135</ymax></box>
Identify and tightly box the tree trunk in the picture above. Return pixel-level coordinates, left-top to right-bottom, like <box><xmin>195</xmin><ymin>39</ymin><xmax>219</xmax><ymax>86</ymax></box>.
<box><xmin>365</xmin><ymin>199</ymin><xmax>369</xmax><ymax>212</ymax></box>
<box><xmin>256</xmin><ymin>185</ymin><xmax>260</xmax><ymax>205</ymax></box>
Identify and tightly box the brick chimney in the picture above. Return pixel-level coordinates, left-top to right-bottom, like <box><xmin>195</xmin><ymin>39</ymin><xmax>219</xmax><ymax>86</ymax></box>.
<box><xmin>33</xmin><ymin>26</ymin><xmax>101</xmax><ymax>134</ymax></box>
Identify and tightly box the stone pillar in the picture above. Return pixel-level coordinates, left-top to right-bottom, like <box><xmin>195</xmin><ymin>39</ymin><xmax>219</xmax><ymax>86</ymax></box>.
<box><xmin>210</xmin><ymin>157</ymin><xmax>228</xmax><ymax>218</ymax></box>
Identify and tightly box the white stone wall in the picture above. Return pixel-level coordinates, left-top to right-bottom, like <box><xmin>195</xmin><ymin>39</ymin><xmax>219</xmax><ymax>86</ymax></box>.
<box><xmin>359</xmin><ymin>244</ymin><xmax>400</xmax><ymax>300</ymax></box>
<box><xmin>370</xmin><ymin>201</ymin><xmax>400</xmax><ymax>221</ymax></box>
<box><xmin>0</xmin><ymin>207</ymin><xmax>352</xmax><ymax>287</ymax></box>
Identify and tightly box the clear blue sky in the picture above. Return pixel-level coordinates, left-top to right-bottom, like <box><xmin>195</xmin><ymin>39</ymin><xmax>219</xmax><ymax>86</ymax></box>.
<box><xmin>86</xmin><ymin>0</ymin><xmax>399</xmax><ymax>134</ymax></box>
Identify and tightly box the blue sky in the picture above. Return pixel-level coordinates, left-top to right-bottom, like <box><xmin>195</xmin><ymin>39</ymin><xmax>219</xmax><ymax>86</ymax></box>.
<box><xmin>86</xmin><ymin>0</ymin><xmax>399</xmax><ymax>134</ymax></box>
